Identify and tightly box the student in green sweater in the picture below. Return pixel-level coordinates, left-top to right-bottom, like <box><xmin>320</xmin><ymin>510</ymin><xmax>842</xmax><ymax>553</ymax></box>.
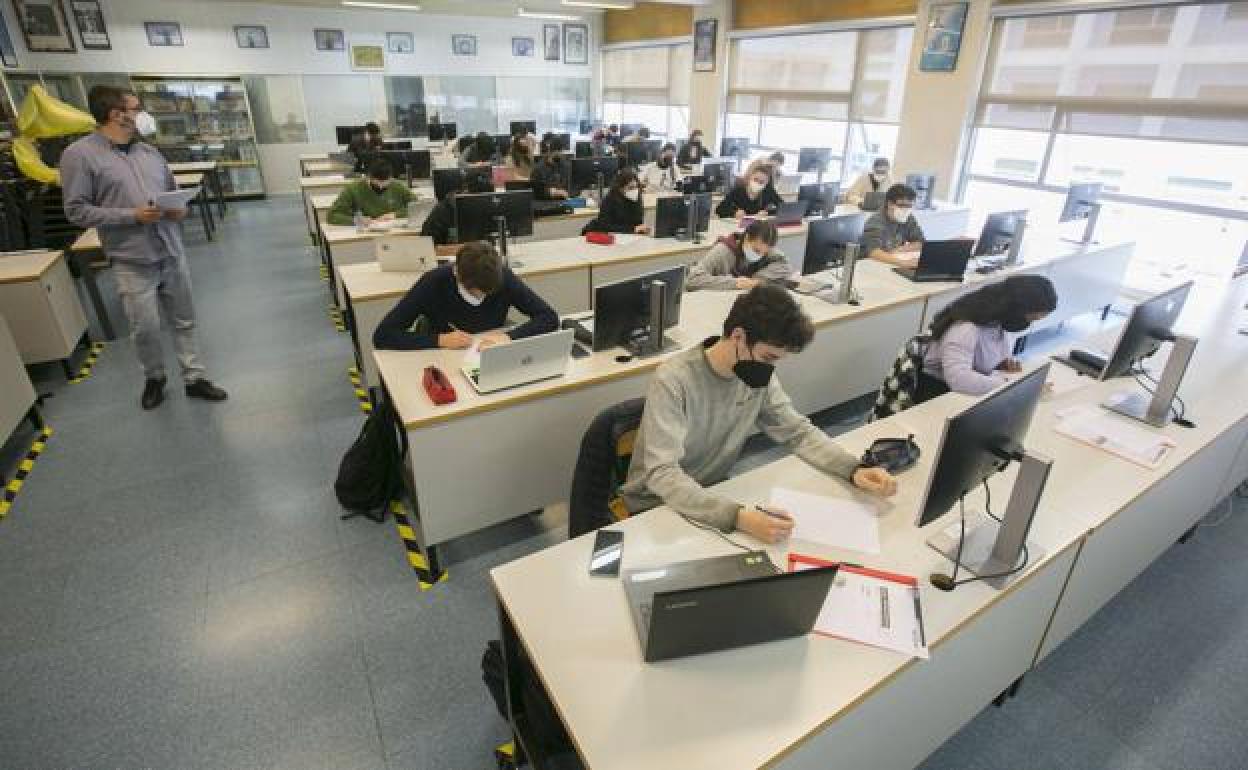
<box><xmin>326</xmin><ymin>157</ymin><xmax>415</xmax><ymax>226</ymax></box>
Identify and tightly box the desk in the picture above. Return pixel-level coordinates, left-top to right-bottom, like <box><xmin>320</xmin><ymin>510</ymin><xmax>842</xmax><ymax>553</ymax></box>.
<box><xmin>301</xmin><ymin>175</ymin><xmax>435</xmax><ymax>243</ymax></box>
<box><xmin>168</xmin><ymin>160</ymin><xmax>226</xmax><ymax>217</ymax></box>
<box><xmin>0</xmin><ymin>315</ymin><xmax>40</xmax><ymax>452</ymax></box>
<box><xmin>311</xmin><ymin>190</ymin><xmax>437</xmax><ymax>234</ymax></box>
<box><xmin>67</xmin><ymin>230</ymin><xmax>115</xmax><ymax>340</ymax></box>
<box><xmin>304</xmin><ymin>159</ymin><xmax>352</xmax><ymax>177</ymax></box>
<box><xmin>490</xmin><ymin>280</ymin><xmax>1248</xmax><ymax>770</ymax></box>
<box><xmin>0</xmin><ymin>250</ymin><xmax>89</xmax><ymax>378</ymax></box>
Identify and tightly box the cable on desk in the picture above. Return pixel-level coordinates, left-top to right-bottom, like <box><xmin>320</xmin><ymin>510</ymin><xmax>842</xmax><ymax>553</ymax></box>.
<box><xmin>678</xmin><ymin>514</ymin><xmax>782</xmax><ymax>573</ymax></box>
<box><xmin>943</xmin><ymin>481</ymin><xmax>1031</xmax><ymax>590</ymax></box>
<box><xmin>1131</xmin><ymin>364</ymin><xmax>1194</xmax><ymax>428</ymax></box>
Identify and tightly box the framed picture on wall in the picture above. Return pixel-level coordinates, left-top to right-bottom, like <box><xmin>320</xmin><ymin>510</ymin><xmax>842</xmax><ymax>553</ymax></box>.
<box><xmin>693</xmin><ymin>18</ymin><xmax>716</xmax><ymax>72</ymax></box>
<box><xmin>0</xmin><ymin>11</ymin><xmax>17</xmax><ymax>66</ymax></box>
<box><xmin>234</xmin><ymin>25</ymin><xmax>269</xmax><ymax>49</ymax></box>
<box><xmin>563</xmin><ymin>23</ymin><xmax>587</xmax><ymax>65</ymax></box>
<box><xmin>314</xmin><ymin>28</ymin><xmax>344</xmax><ymax>51</ymax></box>
<box><xmin>512</xmin><ymin>37</ymin><xmax>534</xmax><ymax>57</ymax></box>
<box><xmin>451</xmin><ymin>34</ymin><xmax>476</xmax><ymax>56</ymax></box>
<box><xmin>919</xmin><ymin>2</ymin><xmax>968</xmax><ymax>72</ymax></box>
<box><xmin>387</xmin><ymin>31</ymin><xmax>413</xmax><ymax>54</ymax></box>
<box><xmin>542</xmin><ymin>23</ymin><xmax>559</xmax><ymax>61</ymax></box>
<box><xmin>68</xmin><ymin>0</ymin><xmax>109</xmax><ymax>50</ymax></box>
<box><xmin>351</xmin><ymin>43</ymin><xmax>385</xmax><ymax>71</ymax></box>
<box><xmin>12</xmin><ymin>0</ymin><xmax>76</xmax><ymax>53</ymax></box>
<box><xmin>144</xmin><ymin>21</ymin><xmax>183</xmax><ymax>48</ymax></box>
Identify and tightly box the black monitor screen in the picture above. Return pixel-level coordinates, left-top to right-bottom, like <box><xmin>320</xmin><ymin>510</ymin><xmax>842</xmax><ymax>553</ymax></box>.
<box><xmin>454</xmin><ymin>190</ymin><xmax>535</xmax><ymax>242</ymax></box>
<box><xmin>798</xmin><ymin>182</ymin><xmax>842</xmax><ymax>216</ymax></box>
<box><xmin>1059</xmin><ymin>182</ymin><xmax>1103</xmax><ymax>223</ymax></box>
<box><xmin>570</xmin><ymin>157</ymin><xmax>620</xmax><ymax>197</ymax></box>
<box><xmin>575</xmin><ymin>141</ymin><xmax>594</xmax><ymax>158</ymax></box>
<box><xmin>797</xmin><ymin>148</ymin><xmax>832</xmax><ymax>173</ymax></box>
<box><xmin>493</xmin><ymin>134</ymin><xmax>513</xmax><ymax>157</ymax></box>
<box><xmin>510</xmin><ymin>120</ymin><xmax>538</xmax><ymax>137</ymax></box>
<box><xmin>379</xmin><ymin>149</ymin><xmax>432</xmax><ymax>181</ymax></box>
<box><xmin>592</xmin><ymin>265</ymin><xmax>686</xmax><ymax>352</ymax></box>
<box><xmin>552</xmin><ymin>133</ymin><xmax>572</xmax><ymax>152</ymax></box>
<box><xmin>701</xmin><ymin>161</ymin><xmax>733</xmax><ymax>193</ymax></box>
<box><xmin>916</xmin><ymin>364</ymin><xmax>1049</xmax><ymax>527</ymax></box>
<box><xmin>428</xmin><ymin>122</ymin><xmax>457</xmax><ymax>141</ymax></box>
<box><xmin>654</xmin><ymin>194</ymin><xmax>711</xmax><ymax>239</ymax></box>
<box><xmin>1101</xmin><ymin>281</ymin><xmax>1192</xmax><ymax>380</ymax></box>
<box><xmin>336</xmin><ymin>125</ymin><xmax>365</xmax><ymax>145</ymax></box>
<box><xmin>802</xmin><ymin>213</ymin><xmax>868</xmax><ymax>275</ymax></box>
<box><xmin>720</xmin><ymin>137</ymin><xmax>750</xmax><ymax>159</ymax></box>
<box><xmin>383</xmin><ymin>140</ymin><xmax>413</xmax><ymax>151</ymax></box>
<box><xmin>432</xmin><ymin>166</ymin><xmax>492</xmax><ymax>201</ymax></box>
<box><xmin>974</xmin><ymin>210</ymin><xmax>1027</xmax><ymax>257</ymax></box>
<box><xmin>625</xmin><ymin>140</ymin><xmax>662</xmax><ymax>168</ymax></box>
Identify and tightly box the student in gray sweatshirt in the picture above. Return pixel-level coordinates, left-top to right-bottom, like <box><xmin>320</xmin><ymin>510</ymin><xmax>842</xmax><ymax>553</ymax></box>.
<box><xmin>686</xmin><ymin>219</ymin><xmax>793</xmax><ymax>291</ymax></box>
<box><xmin>619</xmin><ymin>285</ymin><xmax>897</xmax><ymax>543</ymax></box>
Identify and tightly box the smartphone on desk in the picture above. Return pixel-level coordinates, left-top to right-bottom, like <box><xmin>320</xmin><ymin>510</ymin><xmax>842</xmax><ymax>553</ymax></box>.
<box><xmin>588</xmin><ymin>529</ymin><xmax>624</xmax><ymax>577</ymax></box>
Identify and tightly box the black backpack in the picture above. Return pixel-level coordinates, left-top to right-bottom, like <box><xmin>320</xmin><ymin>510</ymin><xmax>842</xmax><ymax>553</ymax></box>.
<box><xmin>333</xmin><ymin>400</ymin><xmax>401</xmax><ymax>521</ymax></box>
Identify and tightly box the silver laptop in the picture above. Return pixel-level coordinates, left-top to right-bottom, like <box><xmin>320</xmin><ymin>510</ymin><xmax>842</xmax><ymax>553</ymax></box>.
<box><xmin>461</xmin><ymin>329</ymin><xmax>574</xmax><ymax>394</ymax></box>
<box><xmin>375</xmin><ymin>234</ymin><xmax>436</xmax><ymax>273</ymax></box>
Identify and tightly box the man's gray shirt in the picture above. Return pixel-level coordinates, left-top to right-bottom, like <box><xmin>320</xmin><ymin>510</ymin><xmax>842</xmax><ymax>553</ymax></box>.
<box><xmin>60</xmin><ymin>131</ymin><xmax>182</xmax><ymax>264</ymax></box>
<box><xmin>860</xmin><ymin>211</ymin><xmax>925</xmax><ymax>256</ymax></box>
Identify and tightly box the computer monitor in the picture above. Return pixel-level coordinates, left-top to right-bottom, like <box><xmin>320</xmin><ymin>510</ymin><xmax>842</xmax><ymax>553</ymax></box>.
<box><xmin>592</xmin><ymin>264</ymin><xmax>687</xmax><ymax>355</ymax></box>
<box><xmin>1235</xmin><ymin>240</ymin><xmax>1248</xmax><ymax>279</ymax></box>
<box><xmin>579</xmin><ymin>119</ymin><xmax>599</xmax><ymax>135</ymax></box>
<box><xmin>619</xmin><ymin>123</ymin><xmax>643</xmax><ymax>139</ymax></box>
<box><xmin>802</xmin><ymin>213</ymin><xmax>868</xmax><ymax>275</ymax></box>
<box><xmin>456</xmin><ymin>136</ymin><xmax>475</xmax><ymax>154</ymax></box>
<box><xmin>973</xmin><ymin>210</ymin><xmax>1028</xmax><ymax>257</ymax></box>
<box><xmin>379</xmin><ymin>149</ymin><xmax>432</xmax><ymax>182</ymax></box>
<box><xmin>493</xmin><ymin>134</ymin><xmax>513</xmax><ymax>158</ymax></box>
<box><xmin>383</xmin><ymin>140</ymin><xmax>413</xmax><ymax>151</ymax></box>
<box><xmin>625</xmin><ymin>140</ymin><xmax>662</xmax><ymax>168</ymax></box>
<box><xmin>720</xmin><ymin>137</ymin><xmax>750</xmax><ymax>163</ymax></box>
<box><xmin>570</xmin><ymin>156</ymin><xmax>620</xmax><ymax>197</ymax></box>
<box><xmin>1059</xmin><ymin>182</ymin><xmax>1103</xmax><ymax>223</ymax></box>
<box><xmin>336</xmin><ymin>125</ymin><xmax>364</xmax><ymax>145</ymax></box>
<box><xmin>917</xmin><ymin>364</ymin><xmax>1052</xmax><ymax>587</ymax></box>
<box><xmin>798</xmin><ymin>182</ymin><xmax>842</xmax><ymax>217</ymax></box>
<box><xmin>797</xmin><ymin>147</ymin><xmax>832</xmax><ymax>174</ymax></box>
<box><xmin>1098</xmin><ymin>281</ymin><xmax>1192</xmax><ymax>381</ymax></box>
<box><xmin>654</xmin><ymin>194</ymin><xmax>711</xmax><ymax>240</ymax></box>
<box><xmin>510</xmin><ymin>120</ymin><xmax>538</xmax><ymax>137</ymax></box>
<box><xmin>701</xmin><ymin>161</ymin><xmax>733</xmax><ymax>193</ymax></box>
<box><xmin>432</xmin><ymin>166</ymin><xmax>492</xmax><ymax>201</ymax></box>
<box><xmin>454</xmin><ymin>190</ymin><xmax>535</xmax><ymax>246</ymax></box>
<box><xmin>551</xmin><ymin>132</ymin><xmax>572</xmax><ymax>152</ymax></box>
<box><xmin>428</xmin><ymin>122</ymin><xmax>457</xmax><ymax>141</ymax></box>
<box><xmin>574</xmin><ymin>140</ymin><xmax>593</xmax><ymax>158</ymax></box>
<box><xmin>905</xmin><ymin>173</ymin><xmax>936</xmax><ymax>209</ymax></box>
<box><xmin>680</xmin><ymin>175</ymin><xmax>710</xmax><ymax>195</ymax></box>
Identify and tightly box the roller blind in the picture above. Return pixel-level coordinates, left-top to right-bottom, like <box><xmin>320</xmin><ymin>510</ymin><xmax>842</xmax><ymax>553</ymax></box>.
<box><xmin>602</xmin><ymin>43</ymin><xmax>691</xmax><ymax>108</ymax></box>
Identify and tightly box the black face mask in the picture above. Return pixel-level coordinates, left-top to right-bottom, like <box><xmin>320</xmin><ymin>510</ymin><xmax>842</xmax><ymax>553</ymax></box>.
<box><xmin>370</xmin><ymin>182</ymin><xmax>387</xmax><ymax>194</ymax></box>
<box><xmin>1002</xmin><ymin>314</ymin><xmax>1031</xmax><ymax>333</ymax></box>
<box><xmin>732</xmin><ymin>337</ymin><xmax>774</xmax><ymax>389</ymax></box>
<box><xmin>691</xmin><ymin>138</ymin><xmax>702</xmax><ymax>147</ymax></box>
<box><xmin>658</xmin><ymin>156</ymin><xmax>672</xmax><ymax>168</ymax></box>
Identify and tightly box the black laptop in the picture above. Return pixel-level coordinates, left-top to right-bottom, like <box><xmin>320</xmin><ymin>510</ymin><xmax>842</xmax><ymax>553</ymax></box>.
<box><xmin>773</xmin><ymin>199</ymin><xmax>811</xmax><ymax>227</ymax></box>
<box><xmin>622</xmin><ymin>552</ymin><xmax>837</xmax><ymax>663</ymax></box>
<box><xmin>893</xmin><ymin>239</ymin><xmax>975</xmax><ymax>283</ymax></box>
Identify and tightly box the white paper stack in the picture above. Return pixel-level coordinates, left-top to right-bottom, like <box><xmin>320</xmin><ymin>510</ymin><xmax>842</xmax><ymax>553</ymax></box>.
<box><xmin>1053</xmin><ymin>404</ymin><xmax>1176</xmax><ymax>468</ymax></box>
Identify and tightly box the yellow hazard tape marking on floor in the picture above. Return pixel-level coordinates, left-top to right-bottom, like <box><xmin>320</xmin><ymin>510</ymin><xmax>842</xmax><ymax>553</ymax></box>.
<box><xmin>68</xmin><ymin>342</ymin><xmax>105</xmax><ymax>384</ymax></box>
<box><xmin>0</xmin><ymin>426</ymin><xmax>53</xmax><ymax>519</ymax></box>
<box><xmin>389</xmin><ymin>500</ymin><xmax>448</xmax><ymax>589</ymax></box>
<box><xmin>327</xmin><ymin>305</ymin><xmax>346</xmax><ymax>333</ymax></box>
<box><xmin>318</xmin><ymin>264</ymin><xmax>329</xmax><ymax>282</ymax></box>
<box><xmin>346</xmin><ymin>367</ymin><xmax>372</xmax><ymax>415</ymax></box>
<box><xmin>495</xmin><ymin>741</ymin><xmax>517</xmax><ymax>766</ymax></box>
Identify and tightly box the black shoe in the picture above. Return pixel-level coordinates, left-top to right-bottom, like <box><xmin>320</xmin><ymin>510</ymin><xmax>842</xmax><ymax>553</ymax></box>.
<box><xmin>141</xmin><ymin>377</ymin><xmax>166</xmax><ymax>410</ymax></box>
<box><xmin>185</xmin><ymin>379</ymin><xmax>228</xmax><ymax>402</ymax></box>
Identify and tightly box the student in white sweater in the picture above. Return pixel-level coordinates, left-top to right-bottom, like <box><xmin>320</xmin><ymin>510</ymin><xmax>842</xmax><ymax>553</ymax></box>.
<box><xmin>686</xmin><ymin>219</ymin><xmax>792</xmax><ymax>291</ymax></box>
<box><xmin>639</xmin><ymin>142</ymin><xmax>684</xmax><ymax>193</ymax></box>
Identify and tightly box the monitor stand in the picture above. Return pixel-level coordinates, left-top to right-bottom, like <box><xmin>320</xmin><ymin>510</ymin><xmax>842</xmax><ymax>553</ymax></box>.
<box><xmin>1104</xmin><ymin>334</ymin><xmax>1197</xmax><ymax>428</ymax></box>
<box><xmin>491</xmin><ymin>215</ymin><xmax>523</xmax><ymax>269</ymax></box>
<box><xmin>1004</xmin><ymin>218</ymin><xmax>1027</xmax><ymax>266</ymax></box>
<box><xmin>624</xmin><ymin>279</ymin><xmax>678</xmax><ymax>358</ymax></box>
<box><xmin>1061</xmin><ymin>203</ymin><xmax>1102</xmax><ymax>246</ymax></box>
<box><xmin>927</xmin><ymin>449</ymin><xmax>1051</xmax><ymax>590</ymax></box>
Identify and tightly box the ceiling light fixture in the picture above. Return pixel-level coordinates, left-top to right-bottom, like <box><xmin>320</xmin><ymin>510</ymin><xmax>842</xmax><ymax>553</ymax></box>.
<box><xmin>516</xmin><ymin>7</ymin><xmax>583</xmax><ymax>21</ymax></box>
<box><xmin>562</xmin><ymin>0</ymin><xmax>635</xmax><ymax>9</ymax></box>
<box><xmin>341</xmin><ymin>1</ymin><xmax>423</xmax><ymax>10</ymax></box>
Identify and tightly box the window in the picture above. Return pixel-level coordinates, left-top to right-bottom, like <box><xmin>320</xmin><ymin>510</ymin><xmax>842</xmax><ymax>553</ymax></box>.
<box><xmin>602</xmin><ymin>43</ymin><xmax>690</xmax><ymax>138</ymax></box>
<box><xmin>244</xmin><ymin>76</ymin><xmax>308</xmax><ymax>144</ymax></box>
<box><xmin>967</xmin><ymin>2</ymin><xmax>1248</xmax><ymax>293</ymax></box>
<box><xmin>726</xmin><ymin>25</ymin><xmax>912</xmax><ymax>182</ymax></box>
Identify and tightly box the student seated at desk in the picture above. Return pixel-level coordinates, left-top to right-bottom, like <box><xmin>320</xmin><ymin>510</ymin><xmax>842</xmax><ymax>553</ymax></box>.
<box><xmin>918</xmin><ymin>274</ymin><xmax>1057</xmax><ymax>400</ymax></box>
<box><xmin>605</xmin><ymin>124</ymin><xmax>622</xmax><ymax>148</ymax></box>
<box><xmin>326</xmin><ymin>158</ymin><xmax>414</xmax><ymax>226</ymax></box>
<box><xmin>846</xmin><ymin>157</ymin><xmax>892</xmax><ymax>207</ymax></box>
<box><xmin>715</xmin><ymin>160</ymin><xmax>784</xmax><ymax>219</ymax></box>
<box><xmin>530</xmin><ymin>138</ymin><xmax>570</xmax><ymax>201</ymax></box>
<box><xmin>373</xmin><ymin>242</ymin><xmax>558</xmax><ymax>351</ymax></box>
<box><xmin>421</xmin><ymin>172</ymin><xmax>495</xmax><ymax>246</ymax></box>
<box><xmin>687</xmin><ymin>220</ymin><xmax>790</xmax><ymax>291</ymax></box>
<box><xmin>582</xmin><ymin>170</ymin><xmax>650</xmax><ymax>235</ymax></box>
<box><xmin>504</xmin><ymin>140</ymin><xmax>534</xmax><ymax>181</ymax></box>
<box><xmin>347</xmin><ymin>122</ymin><xmax>383</xmax><ymax>172</ymax></box>
<box><xmin>460</xmin><ymin>132</ymin><xmax>496</xmax><ymax>167</ymax></box>
<box><xmin>677</xmin><ymin>129</ymin><xmax>708</xmax><ymax>166</ymax></box>
<box><xmin>618</xmin><ymin>284</ymin><xmax>897</xmax><ymax>542</ymax></box>
<box><xmin>639</xmin><ymin>143</ymin><xmax>684</xmax><ymax>193</ymax></box>
<box><xmin>588</xmin><ymin>130</ymin><xmax>613</xmax><ymax>158</ymax></box>
<box><xmin>860</xmin><ymin>183</ymin><xmax>925</xmax><ymax>269</ymax></box>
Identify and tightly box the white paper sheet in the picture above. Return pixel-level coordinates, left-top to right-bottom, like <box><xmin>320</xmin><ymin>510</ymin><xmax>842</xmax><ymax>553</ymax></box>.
<box><xmin>770</xmin><ymin>488</ymin><xmax>881</xmax><ymax>554</ymax></box>
<box><xmin>462</xmin><ymin>339</ymin><xmax>483</xmax><ymax>371</ymax></box>
<box><xmin>155</xmin><ymin>187</ymin><xmax>199</xmax><ymax>211</ymax></box>
<box><xmin>792</xmin><ymin>558</ymin><xmax>929</xmax><ymax>658</ymax></box>
<box><xmin>1053</xmin><ymin>404</ymin><xmax>1176</xmax><ymax>468</ymax></box>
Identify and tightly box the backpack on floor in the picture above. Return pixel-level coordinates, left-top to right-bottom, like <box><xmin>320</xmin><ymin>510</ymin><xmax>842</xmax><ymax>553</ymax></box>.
<box><xmin>870</xmin><ymin>334</ymin><xmax>931</xmax><ymax>422</ymax></box>
<box><xmin>333</xmin><ymin>399</ymin><xmax>401</xmax><ymax>518</ymax></box>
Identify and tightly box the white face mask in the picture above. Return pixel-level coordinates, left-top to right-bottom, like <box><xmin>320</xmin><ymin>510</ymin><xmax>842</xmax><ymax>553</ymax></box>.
<box><xmin>889</xmin><ymin>204</ymin><xmax>913</xmax><ymax>223</ymax></box>
<box><xmin>872</xmin><ymin>168</ymin><xmax>888</xmax><ymax>180</ymax></box>
<box><xmin>135</xmin><ymin>111</ymin><xmax>158</xmax><ymax>137</ymax></box>
<box><xmin>747</xmin><ymin>180</ymin><xmax>765</xmax><ymax>196</ymax></box>
<box><xmin>458</xmin><ymin>283</ymin><xmax>486</xmax><ymax>307</ymax></box>
<box><xmin>623</xmin><ymin>188</ymin><xmax>640</xmax><ymax>202</ymax></box>
<box><xmin>743</xmin><ymin>245</ymin><xmax>764</xmax><ymax>263</ymax></box>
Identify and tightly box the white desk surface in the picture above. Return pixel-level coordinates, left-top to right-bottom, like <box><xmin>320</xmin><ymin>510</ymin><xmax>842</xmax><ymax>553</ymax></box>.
<box><xmin>70</xmin><ymin>229</ymin><xmax>100</xmax><ymax>253</ymax></box>
<box><xmin>167</xmin><ymin>161</ymin><xmax>218</xmax><ymax>173</ymax></box>
<box><xmin>0</xmin><ymin>250</ymin><xmax>62</xmax><ymax>284</ymax></box>
<box><xmin>311</xmin><ymin>189</ymin><xmax>437</xmax><ymax>212</ymax></box>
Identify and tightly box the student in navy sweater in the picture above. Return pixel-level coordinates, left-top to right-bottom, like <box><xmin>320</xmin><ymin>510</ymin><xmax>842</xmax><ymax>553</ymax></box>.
<box><xmin>372</xmin><ymin>242</ymin><xmax>559</xmax><ymax>351</ymax></box>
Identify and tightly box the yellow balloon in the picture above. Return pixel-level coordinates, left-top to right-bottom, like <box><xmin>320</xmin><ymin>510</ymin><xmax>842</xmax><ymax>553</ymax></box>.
<box><xmin>18</xmin><ymin>84</ymin><xmax>95</xmax><ymax>140</ymax></box>
<box><xmin>13</xmin><ymin>138</ymin><xmax>60</xmax><ymax>185</ymax></box>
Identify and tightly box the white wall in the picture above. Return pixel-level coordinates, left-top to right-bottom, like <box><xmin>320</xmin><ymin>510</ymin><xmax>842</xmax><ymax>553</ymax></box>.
<box><xmin>689</xmin><ymin>0</ymin><xmax>730</xmax><ymax>148</ymax></box>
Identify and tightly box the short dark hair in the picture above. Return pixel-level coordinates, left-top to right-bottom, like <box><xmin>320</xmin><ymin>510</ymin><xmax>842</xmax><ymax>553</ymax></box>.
<box><xmin>460</xmin><ymin>171</ymin><xmax>494</xmax><ymax>194</ymax></box>
<box><xmin>88</xmin><ymin>85</ymin><xmax>136</xmax><ymax>125</ymax></box>
<box><xmin>661</xmin><ymin>142</ymin><xmax>677</xmax><ymax>154</ymax></box>
<box><xmin>722</xmin><ymin>284</ymin><xmax>814</xmax><ymax>353</ymax></box>
<box><xmin>608</xmin><ymin>124</ymin><xmax>618</xmax><ymax>132</ymax></box>
<box><xmin>610</xmin><ymin>168</ymin><xmax>640</xmax><ymax>196</ymax></box>
<box><xmin>872</xmin><ymin>157</ymin><xmax>890</xmax><ymax>172</ymax></box>
<box><xmin>638</xmin><ymin>127</ymin><xmax>651</xmax><ymax>139</ymax></box>
<box><xmin>768</xmin><ymin>151</ymin><xmax>785</xmax><ymax>166</ymax></box>
<box><xmin>742</xmin><ymin>219</ymin><xmax>778</xmax><ymax>248</ymax></box>
<box><xmin>456</xmin><ymin>242</ymin><xmax>504</xmax><ymax>294</ymax></box>
<box><xmin>930</xmin><ymin>274</ymin><xmax>1057</xmax><ymax>340</ymax></box>
<box><xmin>367</xmin><ymin>157</ymin><xmax>394</xmax><ymax>180</ymax></box>
<box><xmin>365</xmin><ymin>122</ymin><xmax>381</xmax><ymax>135</ymax></box>
<box><xmin>886</xmin><ymin>183</ymin><xmax>917</xmax><ymax>205</ymax></box>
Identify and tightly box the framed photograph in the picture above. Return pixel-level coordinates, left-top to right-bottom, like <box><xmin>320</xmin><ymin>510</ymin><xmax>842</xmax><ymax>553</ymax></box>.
<box><xmin>0</xmin><ymin>9</ymin><xmax>18</xmax><ymax>66</ymax></box>
<box><xmin>68</xmin><ymin>0</ymin><xmax>109</xmax><ymax>50</ymax></box>
<box><xmin>693</xmin><ymin>18</ymin><xmax>717</xmax><ymax>73</ymax></box>
<box><xmin>511</xmin><ymin>36</ymin><xmax>534</xmax><ymax>57</ymax></box>
<box><xmin>314</xmin><ymin>27</ymin><xmax>344</xmax><ymax>51</ymax></box>
<box><xmin>387</xmin><ymin>31</ymin><xmax>413</xmax><ymax>54</ymax></box>
<box><xmin>234</xmin><ymin>25</ymin><xmax>268</xmax><ymax>49</ymax></box>
<box><xmin>350</xmin><ymin>42</ymin><xmax>385</xmax><ymax>71</ymax></box>
<box><xmin>919</xmin><ymin>2</ymin><xmax>968</xmax><ymax>72</ymax></box>
<box><xmin>563</xmin><ymin>23</ymin><xmax>587</xmax><ymax>65</ymax></box>
<box><xmin>542</xmin><ymin>23</ymin><xmax>559</xmax><ymax>61</ymax></box>
<box><xmin>144</xmin><ymin>21</ymin><xmax>182</xmax><ymax>48</ymax></box>
<box><xmin>451</xmin><ymin>33</ymin><xmax>476</xmax><ymax>56</ymax></box>
<box><xmin>12</xmin><ymin>0</ymin><xmax>75</xmax><ymax>52</ymax></box>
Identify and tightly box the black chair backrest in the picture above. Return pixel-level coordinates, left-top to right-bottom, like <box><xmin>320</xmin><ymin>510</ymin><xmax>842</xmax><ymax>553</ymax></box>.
<box><xmin>568</xmin><ymin>398</ymin><xmax>646</xmax><ymax>539</ymax></box>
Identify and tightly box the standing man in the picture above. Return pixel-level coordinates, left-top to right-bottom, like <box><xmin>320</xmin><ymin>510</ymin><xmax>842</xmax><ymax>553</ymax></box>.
<box><xmin>61</xmin><ymin>85</ymin><xmax>228</xmax><ymax>410</ymax></box>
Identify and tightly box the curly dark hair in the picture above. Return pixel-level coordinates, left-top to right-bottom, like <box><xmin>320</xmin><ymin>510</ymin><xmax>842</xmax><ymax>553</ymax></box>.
<box><xmin>929</xmin><ymin>274</ymin><xmax>1058</xmax><ymax>340</ymax></box>
<box><xmin>722</xmin><ymin>283</ymin><xmax>814</xmax><ymax>352</ymax></box>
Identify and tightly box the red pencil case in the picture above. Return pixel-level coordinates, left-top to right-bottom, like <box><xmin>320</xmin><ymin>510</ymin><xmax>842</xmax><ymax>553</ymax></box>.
<box><xmin>423</xmin><ymin>365</ymin><xmax>457</xmax><ymax>405</ymax></box>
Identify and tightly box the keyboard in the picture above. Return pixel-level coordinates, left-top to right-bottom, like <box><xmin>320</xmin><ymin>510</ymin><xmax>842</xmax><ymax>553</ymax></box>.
<box><xmin>893</xmin><ymin>267</ymin><xmax>961</xmax><ymax>283</ymax></box>
<box><xmin>1053</xmin><ymin>349</ymin><xmax>1106</xmax><ymax>378</ymax></box>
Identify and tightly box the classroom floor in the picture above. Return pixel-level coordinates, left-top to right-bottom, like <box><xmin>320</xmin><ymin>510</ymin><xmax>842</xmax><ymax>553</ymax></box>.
<box><xmin>0</xmin><ymin>196</ymin><xmax>1243</xmax><ymax>770</ymax></box>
